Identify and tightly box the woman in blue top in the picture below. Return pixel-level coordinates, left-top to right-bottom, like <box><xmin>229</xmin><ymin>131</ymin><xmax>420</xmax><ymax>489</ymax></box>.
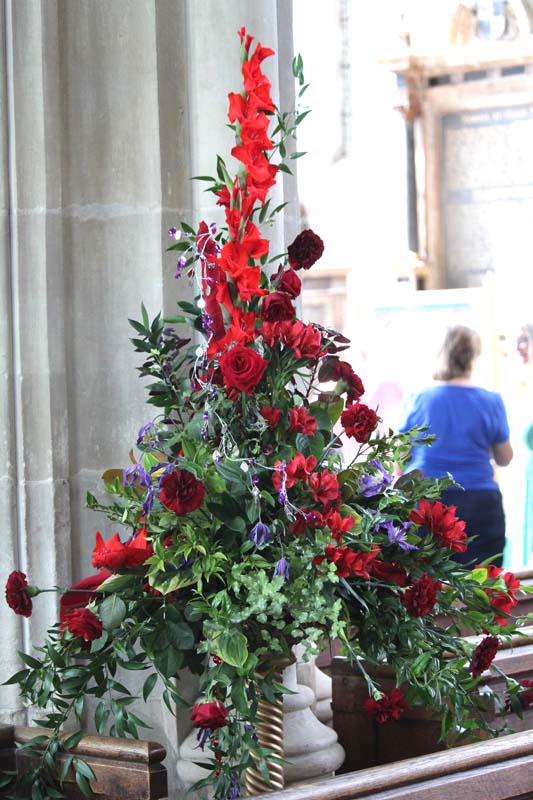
<box><xmin>399</xmin><ymin>326</ymin><xmax>513</xmax><ymax>567</ymax></box>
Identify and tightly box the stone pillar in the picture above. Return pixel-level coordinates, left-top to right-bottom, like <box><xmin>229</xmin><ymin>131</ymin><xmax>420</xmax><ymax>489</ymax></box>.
<box><xmin>0</xmin><ymin>0</ymin><xmax>297</xmax><ymax>796</ymax></box>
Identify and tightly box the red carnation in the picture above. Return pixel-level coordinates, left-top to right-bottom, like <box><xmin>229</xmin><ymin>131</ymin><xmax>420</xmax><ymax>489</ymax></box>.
<box><xmin>274</xmin><ymin>266</ymin><xmax>301</xmax><ymax>298</ymax></box>
<box><xmin>469</xmin><ymin>636</ymin><xmax>499</xmax><ymax>677</ymax></box>
<box><xmin>5</xmin><ymin>571</ymin><xmax>37</xmax><ymax>618</ymax></box>
<box><xmin>363</xmin><ymin>688</ymin><xmax>408</xmax><ymax>724</ymax></box>
<box><xmin>159</xmin><ymin>469</ymin><xmax>206</xmax><ymax>516</ymax></box>
<box><xmin>288</xmin><ymin>321</ymin><xmax>323</xmax><ymax>360</ymax></box>
<box><xmin>517</xmin><ymin>680</ymin><xmax>533</xmax><ymax>709</ymax></box>
<box><xmin>218</xmin><ymin>344</ymin><xmax>268</xmax><ymax>396</ymax></box>
<box><xmin>410</xmin><ymin>499</ymin><xmax>468</xmax><ymax>553</ymax></box>
<box><xmin>287</xmin><ymin>229</ymin><xmax>324</xmax><ymax>271</ymax></box>
<box><xmin>401</xmin><ymin>574</ymin><xmax>440</xmax><ymax>617</ymax></box>
<box><xmin>260</xmin><ymin>291</ymin><xmax>295</xmax><ymax>323</ymax></box>
<box><xmin>341</xmin><ymin>403</ymin><xmax>378</xmax><ymax>443</ymax></box>
<box><xmin>190</xmin><ymin>701</ymin><xmax>229</xmax><ymax>730</ymax></box>
<box><xmin>61</xmin><ymin>607</ymin><xmax>103</xmax><ymax>642</ymax></box>
<box><xmin>289</xmin><ymin>406</ymin><xmax>317</xmax><ymax>436</ymax></box>
<box><xmin>318</xmin><ymin>357</ymin><xmax>365</xmax><ymax>405</ymax></box>
<box><xmin>483</xmin><ymin>565</ymin><xmax>520</xmax><ymax>625</ymax></box>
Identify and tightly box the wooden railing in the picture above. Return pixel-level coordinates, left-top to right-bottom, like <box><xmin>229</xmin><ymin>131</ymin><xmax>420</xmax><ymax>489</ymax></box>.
<box><xmin>0</xmin><ymin>725</ymin><xmax>167</xmax><ymax>800</ymax></box>
<box><xmin>247</xmin><ymin>729</ymin><xmax>533</xmax><ymax>799</ymax></box>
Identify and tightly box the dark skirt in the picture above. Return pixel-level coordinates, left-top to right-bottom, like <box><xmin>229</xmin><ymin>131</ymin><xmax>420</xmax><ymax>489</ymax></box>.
<box><xmin>440</xmin><ymin>488</ymin><xmax>506</xmax><ymax>568</ymax></box>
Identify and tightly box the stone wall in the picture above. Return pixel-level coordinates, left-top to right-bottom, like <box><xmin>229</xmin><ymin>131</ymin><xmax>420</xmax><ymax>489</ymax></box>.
<box><xmin>0</xmin><ymin>0</ymin><xmax>297</xmax><ymax>793</ymax></box>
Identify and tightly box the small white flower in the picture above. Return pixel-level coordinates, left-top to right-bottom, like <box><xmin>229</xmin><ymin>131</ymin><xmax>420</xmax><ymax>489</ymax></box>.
<box><xmin>195</xmin><ymin>345</ymin><xmax>205</xmax><ymax>358</ymax></box>
<box><xmin>198</xmin><ymin>298</ymin><xmax>206</xmax><ymax>310</ymax></box>
<box><xmin>240</xmin><ymin>462</ymin><xmax>249</xmax><ymax>473</ymax></box>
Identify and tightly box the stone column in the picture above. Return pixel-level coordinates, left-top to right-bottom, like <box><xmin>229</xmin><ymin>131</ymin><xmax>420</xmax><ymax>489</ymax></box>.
<box><xmin>0</xmin><ymin>1</ymin><xmax>297</xmax><ymax>796</ymax></box>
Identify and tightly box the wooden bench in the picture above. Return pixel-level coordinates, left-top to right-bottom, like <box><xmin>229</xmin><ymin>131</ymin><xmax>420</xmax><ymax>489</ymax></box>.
<box><xmin>332</xmin><ymin>627</ymin><xmax>533</xmax><ymax>773</ymax></box>
<box><xmin>0</xmin><ymin>725</ymin><xmax>167</xmax><ymax>800</ymax></box>
<box><xmin>249</xmin><ymin>728</ymin><xmax>533</xmax><ymax>800</ymax></box>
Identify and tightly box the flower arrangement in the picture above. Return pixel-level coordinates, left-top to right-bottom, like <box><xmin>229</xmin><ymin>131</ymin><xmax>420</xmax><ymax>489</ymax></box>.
<box><xmin>2</xmin><ymin>27</ymin><xmax>528</xmax><ymax>800</ymax></box>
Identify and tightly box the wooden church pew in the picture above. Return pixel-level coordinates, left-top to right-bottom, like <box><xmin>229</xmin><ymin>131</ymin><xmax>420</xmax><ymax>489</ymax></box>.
<box><xmin>249</xmin><ymin>729</ymin><xmax>533</xmax><ymax>800</ymax></box>
<box><xmin>331</xmin><ymin>626</ymin><xmax>533</xmax><ymax>773</ymax></box>
<box><xmin>0</xmin><ymin>725</ymin><xmax>167</xmax><ymax>800</ymax></box>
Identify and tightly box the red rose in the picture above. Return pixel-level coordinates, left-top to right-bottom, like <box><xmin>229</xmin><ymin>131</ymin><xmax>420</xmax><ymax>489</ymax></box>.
<box><xmin>260</xmin><ymin>291</ymin><xmax>295</xmax><ymax>323</ymax></box>
<box><xmin>5</xmin><ymin>571</ymin><xmax>36</xmax><ymax>617</ymax></box>
<box><xmin>218</xmin><ymin>344</ymin><xmax>268</xmax><ymax>395</ymax></box>
<box><xmin>341</xmin><ymin>403</ymin><xmax>378</xmax><ymax>443</ymax></box>
<box><xmin>410</xmin><ymin>500</ymin><xmax>467</xmax><ymax>553</ymax></box>
<box><xmin>61</xmin><ymin>607</ymin><xmax>102</xmax><ymax>642</ymax></box>
<box><xmin>401</xmin><ymin>574</ymin><xmax>440</xmax><ymax>617</ymax></box>
<box><xmin>160</xmin><ymin>469</ymin><xmax>206</xmax><ymax>516</ymax></box>
<box><xmin>92</xmin><ymin>528</ymin><xmax>152</xmax><ymax>572</ymax></box>
<box><xmin>363</xmin><ymin>688</ymin><xmax>408</xmax><ymax>724</ymax></box>
<box><xmin>309</xmin><ymin>469</ymin><xmax>340</xmax><ymax>503</ymax></box>
<box><xmin>261</xmin><ymin>405</ymin><xmax>281</xmax><ymax>429</ymax></box>
<box><xmin>274</xmin><ymin>266</ymin><xmax>301</xmax><ymax>298</ymax></box>
<box><xmin>190</xmin><ymin>701</ymin><xmax>229</xmax><ymax>730</ymax></box>
<box><xmin>289</xmin><ymin>406</ymin><xmax>317</xmax><ymax>435</ymax></box>
<box><xmin>469</xmin><ymin>635</ymin><xmax>499</xmax><ymax>677</ymax></box>
<box><xmin>60</xmin><ymin>570</ymin><xmax>111</xmax><ymax>623</ymax></box>
<box><xmin>287</xmin><ymin>229</ymin><xmax>324</xmax><ymax>271</ymax></box>
<box><xmin>370</xmin><ymin>560</ymin><xmax>409</xmax><ymax>587</ymax></box>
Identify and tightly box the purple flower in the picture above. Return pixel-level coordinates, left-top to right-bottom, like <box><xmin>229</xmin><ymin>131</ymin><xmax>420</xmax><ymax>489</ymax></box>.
<box><xmin>359</xmin><ymin>459</ymin><xmax>393</xmax><ymax>498</ymax></box>
<box><xmin>168</xmin><ymin>227</ymin><xmax>180</xmax><ymax>239</ymax></box>
<box><xmin>378</xmin><ymin>519</ymin><xmax>418</xmax><ymax>551</ymax></box>
<box><xmin>249</xmin><ymin>522</ymin><xmax>271</xmax><ymax>548</ymax></box>
<box><xmin>274</xmin><ymin>558</ymin><xmax>290</xmax><ymax>582</ymax></box>
<box><xmin>228</xmin><ymin>775</ymin><xmax>241</xmax><ymax>799</ymax></box>
<box><xmin>196</xmin><ymin>727</ymin><xmax>211</xmax><ymax>751</ymax></box>
<box><xmin>136</xmin><ymin>422</ymin><xmax>153</xmax><ymax>446</ymax></box>
<box><xmin>143</xmin><ymin>486</ymin><xmax>155</xmax><ymax>514</ymax></box>
<box><xmin>123</xmin><ymin>464</ymin><xmax>152</xmax><ymax>488</ymax></box>
<box><xmin>179</xmin><ymin>554</ymin><xmax>193</xmax><ymax>570</ymax></box>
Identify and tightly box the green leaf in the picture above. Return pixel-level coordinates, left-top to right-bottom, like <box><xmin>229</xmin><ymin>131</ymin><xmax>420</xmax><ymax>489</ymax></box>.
<box><xmin>143</xmin><ymin>673</ymin><xmax>158</xmax><ymax>702</ymax></box>
<box><xmin>154</xmin><ymin>647</ymin><xmax>184</xmax><ymax>678</ymax></box>
<box><xmin>18</xmin><ymin>652</ymin><xmax>42</xmax><ymax>669</ymax></box>
<box><xmin>97</xmin><ymin>573</ymin><xmax>136</xmax><ymax>593</ymax></box>
<box><xmin>74</xmin><ymin>758</ymin><xmax>96</xmax><ymax>781</ymax></box>
<box><xmin>63</xmin><ymin>730</ymin><xmax>84</xmax><ymax>750</ymax></box>
<box><xmin>166</xmin><ymin>621</ymin><xmax>195</xmax><ymax>650</ymax></box>
<box><xmin>98</xmin><ymin>595</ymin><xmax>127</xmax><ymax>630</ymax></box>
<box><xmin>75</xmin><ymin>769</ymin><xmax>93</xmax><ymax>799</ymax></box>
<box><xmin>141</xmin><ymin>303</ymin><xmax>150</xmax><ymax>329</ymax></box>
<box><xmin>215</xmin><ymin>630</ymin><xmax>249</xmax><ymax>668</ymax></box>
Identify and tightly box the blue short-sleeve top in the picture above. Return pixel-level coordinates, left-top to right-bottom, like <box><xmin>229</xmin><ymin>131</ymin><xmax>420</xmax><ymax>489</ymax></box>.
<box><xmin>398</xmin><ymin>384</ymin><xmax>510</xmax><ymax>490</ymax></box>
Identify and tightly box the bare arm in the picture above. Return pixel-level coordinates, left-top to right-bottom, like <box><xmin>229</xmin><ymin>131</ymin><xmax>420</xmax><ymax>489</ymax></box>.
<box><xmin>492</xmin><ymin>439</ymin><xmax>513</xmax><ymax>467</ymax></box>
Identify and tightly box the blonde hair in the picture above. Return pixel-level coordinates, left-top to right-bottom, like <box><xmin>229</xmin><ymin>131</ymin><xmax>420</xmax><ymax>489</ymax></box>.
<box><xmin>433</xmin><ymin>326</ymin><xmax>482</xmax><ymax>381</ymax></box>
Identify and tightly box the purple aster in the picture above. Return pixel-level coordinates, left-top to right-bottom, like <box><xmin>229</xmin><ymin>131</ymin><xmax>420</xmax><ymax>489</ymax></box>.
<box><xmin>123</xmin><ymin>464</ymin><xmax>152</xmax><ymax>488</ymax></box>
<box><xmin>136</xmin><ymin>422</ymin><xmax>154</xmax><ymax>446</ymax></box>
<box><xmin>167</xmin><ymin>227</ymin><xmax>180</xmax><ymax>239</ymax></box>
<box><xmin>359</xmin><ymin>459</ymin><xmax>394</xmax><ymax>498</ymax></box>
<box><xmin>274</xmin><ymin>558</ymin><xmax>290</xmax><ymax>582</ymax></box>
<box><xmin>378</xmin><ymin>519</ymin><xmax>418</xmax><ymax>551</ymax></box>
<box><xmin>249</xmin><ymin>521</ymin><xmax>271</xmax><ymax>548</ymax></box>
